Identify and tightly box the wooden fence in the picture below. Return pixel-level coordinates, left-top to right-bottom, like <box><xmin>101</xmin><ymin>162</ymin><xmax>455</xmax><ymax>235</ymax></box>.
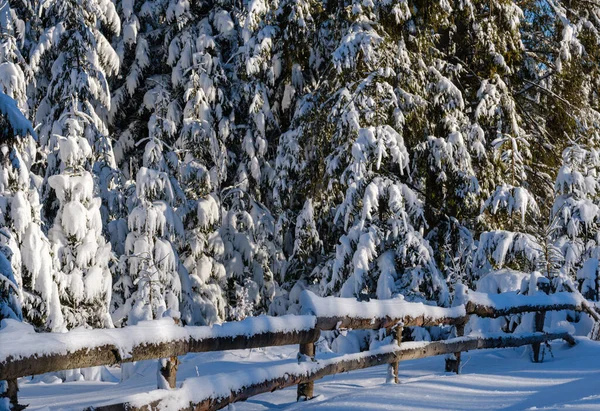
<box><xmin>0</xmin><ymin>288</ymin><xmax>592</xmax><ymax>411</ymax></box>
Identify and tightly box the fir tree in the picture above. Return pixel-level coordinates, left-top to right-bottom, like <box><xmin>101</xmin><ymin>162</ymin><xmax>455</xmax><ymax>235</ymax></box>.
<box><xmin>170</xmin><ymin>9</ymin><xmax>234</xmax><ymax>325</ymax></box>
<box><xmin>112</xmin><ymin>80</ymin><xmax>184</xmax><ymax>326</ymax></box>
<box><xmin>31</xmin><ymin>0</ymin><xmax>121</xmax><ymax>329</ymax></box>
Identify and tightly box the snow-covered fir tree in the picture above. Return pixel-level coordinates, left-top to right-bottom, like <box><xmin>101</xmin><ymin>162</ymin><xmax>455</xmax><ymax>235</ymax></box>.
<box><xmin>0</xmin><ymin>6</ymin><xmax>63</xmax><ymax>330</ymax></box>
<box><xmin>47</xmin><ymin>171</ymin><xmax>113</xmax><ymax>329</ymax></box>
<box><xmin>280</xmin><ymin>2</ymin><xmax>451</xmax><ymax>304</ymax></box>
<box><xmin>30</xmin><ymin>0</ymin><xmax>121</xmax><ymax>329</ymax></box>
<box><xmin>0</xmin><ymin>0</ymin><xmax>598</xmax><ymax>336</ymax></box>
<box><xmin>552</xmin><ymin>141</ymin><xmax>600</xmax><ymax>298</ymax></box>
<box><xmin>170</xmin><ymin>10</ymin><xmax>233</xmax><ymax>325</ymax></box>
<box><xmin>112</xmin><ymin>79</ymin><xmax>184</xmax><ymax>326</ymax></box>
<box><xmin>0</xmin><ymin>91</ymin><xmax>35</xmax><ymax>325</ymax></box>
<box><xmin>212</xmin><ymin>0</ymin><xmax>281</xmax><ymax>320</ymax></box>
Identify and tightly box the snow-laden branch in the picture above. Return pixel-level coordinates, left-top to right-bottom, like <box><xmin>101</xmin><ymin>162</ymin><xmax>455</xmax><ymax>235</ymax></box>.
<box><xmin>0</xmin><ymin>92</ymin><xmax>37</xmax><ymax>140</ymax></box>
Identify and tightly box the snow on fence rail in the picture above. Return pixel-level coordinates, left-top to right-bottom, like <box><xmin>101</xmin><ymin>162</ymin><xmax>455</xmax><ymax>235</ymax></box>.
<box><xmin>465</xmin><ymin>291</ymin><xmax>584</xmax><ymax>317</ymax></box>
<box><xmin>301</xmin><ymin>290</ymin><xmax>585</xmax><ymax>330</ymax></box>
<box><xmin>0</xmin><ymin>315</ymin><xmax>319</xmax><ymax>381</ymax></box>
<box><xmin>91</xmin><ymin>332</ymin><xmax>576</xmax><ymax>411</ymax></box>
<box><xmin>300</xmin><ymin>291</ymin><xmax>469</xmax><ymax>329</ymax></box>
<box><xmin>0</xmin><ymin>289</ymin><xmax>590</xmax><ymax>410</ymax></box>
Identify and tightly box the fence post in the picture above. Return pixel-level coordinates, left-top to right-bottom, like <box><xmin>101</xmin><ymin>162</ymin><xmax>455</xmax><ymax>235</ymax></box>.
<box><xmin>387</xmin><ymin>326</ymin><xmax>403</xmax><ymax>383</ymax></box>
<box><xmin>532</xmin><ymin>277</ymin><xmax>550</xmax><ymax>363</ymax></box>
<box><xmin>446</xmin><ymin>284</ymin><xmax>469</xmax><ymax>374</ymax></box>
<box><xmin>158</xmin><ymin>356</ymin><xmax>180</xmax><ymax>389</ymax></box>
<box><xmin>2</xmin><ymin>378</ymin><xmax>24</xmax><ymax>410</ymax></box>
<box><xmin>445</xmin><ymin>321</ymin><xmax>465</xmax><ymax>373</ymax></box>
<box><xmin>297</xmin><ymin>342</ymin><xmax>315</xmax><ymax>401</ymax></box>
<box><xmin>532</xmin><ymin>311</ymin><xmax>546</xmax><ymax>362</ymax></box>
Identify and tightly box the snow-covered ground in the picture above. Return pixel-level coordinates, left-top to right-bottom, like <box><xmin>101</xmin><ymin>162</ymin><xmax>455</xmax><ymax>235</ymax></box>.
<box><xmin>17</xmin><ymin>337</ymin><xmax>600</xmax><ymax>411</ymax></box>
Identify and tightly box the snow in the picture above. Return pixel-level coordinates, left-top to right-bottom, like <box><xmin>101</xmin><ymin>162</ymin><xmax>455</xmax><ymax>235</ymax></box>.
<box><xmin>332</xmin><ymin>25</ymin><xmax>383</xmax><ymax>72</ymax></box>
<box><xmin>476</xmin><ymin>269</ymin><xmax>530</xmax><ymax>294</ymax></box>
<box><xmin>61</xmin><ymin>201</ymin><xmax>88</xmax><ymax>241</ymax></box>
<box><xmin>16</xmin><ymin>337</ymin><xmax>599</xmax><ymax>411</ymax></box>
<box><xmin>5</xmin><ymin>1</ymin><xmax>600</xmax><ymax>408</ymax></box>
<box><xmin>300</xmin><ymin>290</ymin><xmax>465</xmax><ymax>320</ymax></box>
<box><xmin>473</xmin><ymin>231</ymin><xmax>542</xmax><ymax>273</ymax></box>
<box><xmin>214</xmin><ymin>10</ymin><xmax>234</xmax><ymax>36</ymax></box>
<box><xmin>577</xmin><ymin>258</ymin><xmax>599</xmax><ymax>298</ymax></box>
<box><xmin>482</xmin><ymin>184</ymin><xmax>539</xmax><ymax>222</ymax></box>
<box><xmin>9</xmin><ymin>191</ymin><xmax>31</xmax><ymax>236</ymax></box>
<box><xmin>0</xmin><ymin>315</ymin><xmax>316</xmax><ymax>364</ymax></box>
<box><xmin>116</xmin><ymin>344</ymin><xmax>403</xmax><ymax>409</ymax></box>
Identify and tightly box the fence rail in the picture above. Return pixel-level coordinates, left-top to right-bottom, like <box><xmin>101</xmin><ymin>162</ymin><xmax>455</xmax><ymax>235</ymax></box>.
<box><xmin>92</xmin><ymin>331</ymin><xmax>575</xmax><ymax>411</ymax></box>
<box><xmin>0</xmin><ymin>323</ymin><xmax>320</xmax><ymax>382</ymax></box>
<box><xmin>0</xmin><ymin>288</ymin><xmax>592</xmax><ymax>410</ymax></box>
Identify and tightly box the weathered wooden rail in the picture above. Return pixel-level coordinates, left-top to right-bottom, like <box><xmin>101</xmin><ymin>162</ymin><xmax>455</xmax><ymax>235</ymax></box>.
<box><xmin>0</xmin><ymin>288</ymin><xmax>589</xmax><ymax>410</ymax></box>
<box><xmin>0</xmin><ymin>319</ymin><xmax>320</xmax><ymax>381</ymax></box>
<box><xmin>92</xmin><ymin>331</ymin><xmax>575</xmax><ymax>411</ymax></box>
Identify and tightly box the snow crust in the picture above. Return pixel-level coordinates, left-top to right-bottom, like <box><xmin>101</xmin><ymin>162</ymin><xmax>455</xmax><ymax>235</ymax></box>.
<box><xmin>300</xmin><ymin>290</ymin><xmax>465</xmax><ymax>320</ymax></box>
<box><xmin>0</xmin><ymin>315</ymin><xmax>316</xmax><ymax>364</ymax></box>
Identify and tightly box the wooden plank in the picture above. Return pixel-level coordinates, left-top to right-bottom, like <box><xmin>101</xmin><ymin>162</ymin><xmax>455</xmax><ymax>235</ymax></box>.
<box><xmin>317</xmin><ymin>294</ymin><xmax>584</xmax><ymax>331</ymax></box>
<box><xmin>0</xmin><ymin>328</ymin><xmax>321</xmax><ymax>381</ymax></box>
<box><xmin>2</xmin><ymin>290</ymin><xmax>588</xmax><ymax>384</ymax></box>
<box><xmin>4</xmin><ymin>378</ymin><xmax>26</xmax><ymax>411</ymax></box>
<box><xmin>98</xmin><ymin>332</ymin><xmax>575</xmax><ymax>411</ymax></box>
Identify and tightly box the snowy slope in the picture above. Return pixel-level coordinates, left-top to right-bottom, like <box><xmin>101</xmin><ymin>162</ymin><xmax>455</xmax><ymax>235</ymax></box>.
<box><xmin>18</xmin><ymin>338</ymin><xmax>600</xmax><ymax>411</ymax></box>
